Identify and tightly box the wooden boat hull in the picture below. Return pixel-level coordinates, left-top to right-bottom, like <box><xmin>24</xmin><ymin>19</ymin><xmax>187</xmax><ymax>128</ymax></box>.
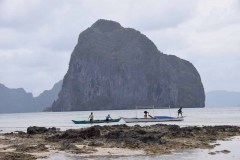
<box><xmin>122</xmin><ymin>116</ymin><xmax>184</xmax><ymax>123</ymax></box>
<box><xmin>72</xmin><ymin>118</ymin><xmax>121</xmax><ymax>124</ymax></box>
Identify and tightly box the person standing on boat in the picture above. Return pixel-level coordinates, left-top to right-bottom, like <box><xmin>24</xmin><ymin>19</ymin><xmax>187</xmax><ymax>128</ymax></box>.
<box><xmin>106</xmin><ymin>114</ymin><xmax>112</xmax><ymax>121</ymax></box>
<box><xmin>89</xmin><ymin>112</ymin><xmax>94</xmax><ymax>122</ymax></box>
<box><xmin>178</xmin><ymin>107</ymin><xmax>183</xmax><ymax>117</ymax></box>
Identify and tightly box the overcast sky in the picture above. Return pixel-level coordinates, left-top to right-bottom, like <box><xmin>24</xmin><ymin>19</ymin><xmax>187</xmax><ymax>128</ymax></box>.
<box><xmin>0</xmin><ymin>0</ymin><xmax>239</xmax><ymax>96</ymax></box>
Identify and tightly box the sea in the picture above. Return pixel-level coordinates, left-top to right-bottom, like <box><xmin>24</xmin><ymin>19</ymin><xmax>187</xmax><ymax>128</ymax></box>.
<box><xmin>1</xmin><ymin>107</ymin><xmax>240</xmax><ymax>160</ymax></box>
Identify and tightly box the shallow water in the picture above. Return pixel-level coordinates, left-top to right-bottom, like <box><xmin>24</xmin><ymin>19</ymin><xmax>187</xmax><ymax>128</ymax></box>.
<box><xmin>0</xmin><ymin>107</ymin><xmax>240</xmax><ymax>133</ymax></box>
<box><xmin>40</xmin><ymin>136</ymin><xmax>240</xmax><ymax>160</ymax></box>
<box><xmin>1</xmin><ymin>107</ymin><xmax>240</xmax><ymax>160</ymax></box>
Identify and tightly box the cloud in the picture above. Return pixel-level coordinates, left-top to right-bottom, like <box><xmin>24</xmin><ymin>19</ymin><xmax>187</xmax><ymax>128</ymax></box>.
<box><xmin>123</xmin><ymin>0</ymin><xmax>198</xmax><ymax>31</ymax></box>
<box><xmin>0</xmin><ymin>0</ymin><xmax>49</xmax><ymax>32</ymax></box>
<box><xmin>0</xmin><ymin>0</ymin><xmax>239</xmax><ymax>95</ymax></box>
<box><xmin>0</xmin><ymin>48</ymin><xmax>70</xmax><ymax>95</ymax></box>
<box><xmin>145</xmin><ymin>0</ymin><xmax>240</xmax><ymax>92</ymax></box>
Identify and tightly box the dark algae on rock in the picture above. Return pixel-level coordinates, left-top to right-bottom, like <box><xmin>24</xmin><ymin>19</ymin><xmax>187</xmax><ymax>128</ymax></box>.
<box><xmin>45</xmin><ymin>124</ymin><xmax>240</xmax><ymax>153</ymax></box>
<box><xmin>52</xmin><ymin>19</ymin><xmax>205</xmax><ymax>111</ymax></box>
<box><xmin>1</xmin><ymin>124</ymin><xmax>240</xmax><ymax>158</ymax></box>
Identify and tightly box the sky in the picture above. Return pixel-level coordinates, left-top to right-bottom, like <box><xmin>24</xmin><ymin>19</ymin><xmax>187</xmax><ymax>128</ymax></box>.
<box><xmin>0</xmin><ymin>0</ymin><xmax>239</xmax><ymax>96</ymax></box>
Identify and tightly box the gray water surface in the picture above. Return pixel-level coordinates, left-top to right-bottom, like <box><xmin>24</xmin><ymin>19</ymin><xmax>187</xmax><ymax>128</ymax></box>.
<box><xmin>40</xmin><ymin>136</ymin><xmax>240</xmax><ymax>160</ymax></box>
<box><xmin>1</xmin><ymin>107</ymin><xmax>240</xmax><ymax>159</ymax></box>
<box><xmin>1</xmin><ymin>107</ymin><xmax>240</xmax><ymax>133</ymax></box>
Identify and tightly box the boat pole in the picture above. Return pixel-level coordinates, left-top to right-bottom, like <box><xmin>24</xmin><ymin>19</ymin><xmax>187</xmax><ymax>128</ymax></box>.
<box><xmin>153</xmin><ymin>105</ymin><xmax>155</xmax><ymax>117</ymax></box>
<box><xmin>135</xmin><ymin>106</ymin><xmax>138</xmax><ymax>118</ymax></box>
<box><xmin>168</xmin><ymin>105</ymin><xmax>171</xmax><ymax>117</ymax></box>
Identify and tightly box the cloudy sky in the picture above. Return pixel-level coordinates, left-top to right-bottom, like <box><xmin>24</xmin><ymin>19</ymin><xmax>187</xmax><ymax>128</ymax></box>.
<box><xmin>0</xmin><ymin>0</ymin><xmax>239</xmax><ymax>96</ymax></box>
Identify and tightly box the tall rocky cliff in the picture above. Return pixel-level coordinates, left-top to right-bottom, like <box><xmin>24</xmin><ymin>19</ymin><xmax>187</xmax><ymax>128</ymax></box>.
<box><xmin>52</xmin><ymin>19</ymin><xmax>205</xmax><ymax>111</ymax></box>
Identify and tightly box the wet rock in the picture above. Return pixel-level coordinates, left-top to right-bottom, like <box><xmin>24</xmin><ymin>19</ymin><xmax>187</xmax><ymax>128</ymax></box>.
<box><xmin>37</xmin><ymin>144</ymin><xmax>48</xmax><ymax>151</ymax></box>
<box><xmin>46</xmin><ymin>133</ymin><xmax>61</xmax><ymax>142</ymax></box>
<box><xmin>124</xmin><ymin>138</ymin><xmax>143</xmax><ymax>148</ymax></box>
<box><xmin>62</xmin><ymin>126</ymin><xmax>101</xmax><ymax>139</ymax></box>
<box><xmin>105</xmin><ymin>126</ymin><xmax>165</xmax><ymax>149</ymax></box>
<box><xmin>166</xmin><ymin>125</ymin><xmax>181</xmax><ymax>131</ymax></box>
<box><xmin>60</xmin><ymin>142</ymin><xmax>78</xmax><ymax>150</ymax></box>
<box><xmin>88</xmin><ymin>140</ymin><xmax>104</xmax><ymax>147</ymax></box>
<box><xmin>134</xmin><ymin>128</ymin><xmax>147</xmax><ymax>135</ymax></box>
<box><xmin>4</xmin><ymin>132</ymin><xmax>13</xmax><ymax>136</ymax></box>
<box><xmin>47</xmin><ymin>127</ymin><xmax>58</xmax><ymax>133</ymax></box>
<box><xmin>60</xmin><ymin>142</ymin><xmax>97</xmax><ymax>154</ymax></box>
<box><xmin>140</xmin><ymin>134</ymin><xmax>165</xmax><ymax>144</ymax></box>
<box><xmin>81</xmin><ymin>126</ymin><xmax>101</xmax><ymax>138</ymax></box>
<box><xmin>15</xmin><ymin>144</ymin><xmax>48</xmax><ymax>152</ymax></box>
<box><xmin>201</xmin><ymin>126</ymin><xmax>240</xmax><ymax>137</ymax></box>
<box><xmin>220</xmin><ymin>150</ymin><xmax>231</xmax><ymax>154</ymax></box>
<box><xmin>27</xmin><ymin>126</ymin><xmax>48</xmax><ymax>134</ymax></box>
<box><xmin>111</xmin><ymin>124</ymin><xmax>130</xmax><ymax>130</ymax></box>
<box><xmin>15</xmin><ymin>131</ymin><xmax>26</xmax><ymax>135</ymax></box>
<box><xmin>53</xmin><ymin>130</ymin><xmax>84</xmax><ymax>142</ymax></box>
<box><xmin>209</xmin><ymin>149</ymin><xmax>231</xmax><ymax>155</ymax></box>
<box><xmin>15</xmin><ymin>131</ymin><xmax>31</xmax><ymax>138</ymax></box>
<box><xmin>168</xmin><ymin>130</ymin><xmax>193</xmax><ymax>138</ymax></box>
<box><xmin>47</xmin><ymin>126</ymin><xmax>101</xmax><ymax>142</ymax></box>
<box><xmin>0</xmin><ymin>152</ymin><xmax>36</xmax><ymax>160</ymax></box>
<box><xmin>11</xmin><ymin>124</ymin><xmax>239</xmax><ymax>155</ymax></box>
<box><xmin>106</xmin><ymin>130</ymin><xmax>124</xmax><ymax>140</ymax></box>
<box><xmin>27</xmin><ymin>126</ymin><xmax>58</xmax><ymax>135</ymax></box>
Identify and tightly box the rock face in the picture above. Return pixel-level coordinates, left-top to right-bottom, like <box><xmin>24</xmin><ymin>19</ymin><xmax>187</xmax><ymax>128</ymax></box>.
<box><xmin>35</xmin><ymin>80</ymin><xmax>63</xmax><ymax>110</ymax></box>
<box><xmin>0</xmin><ymin>83</ymin><xmax>35</xmax><ymax>113</ymax></box>
<box><xmin>0</xmin><ymin>80</ymin><xmax>62</xmax><ymax>113</ymax></box>
<box><xmin>52</xmin><ymin>19</ymin><xmax>205</xmax><ymax>111</ymax></box>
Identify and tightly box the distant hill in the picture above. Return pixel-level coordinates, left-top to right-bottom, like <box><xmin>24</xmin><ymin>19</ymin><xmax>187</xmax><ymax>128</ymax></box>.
<box><xmin>0</xmin><ymin>83</ymin><xmax>35</xmax><ymax>113</ymax></box>
<box><xmin>0</xmin><ymin>80</ymin><xmax>62</xmax><ymax>113</ymax></box>
<box><xmin>206</xmin><ymin>90</ymin><xmax>240</xmax><ymax>107</ymax></box>
<box><xmin>34</xmin><ymin>80</ymin><xmax>63</xmax><ymax>111</ymax></box>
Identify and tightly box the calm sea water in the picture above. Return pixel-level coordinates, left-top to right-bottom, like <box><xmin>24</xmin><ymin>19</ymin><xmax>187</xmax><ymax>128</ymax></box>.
<box><xmin>42</xmin><ymin>136</ymin><xmax>240</xmax><ymax>160</ymax></box>
<box><xmin>1</xmin><ymin>107</ymin><xmax>240</xmax><ymax>160</ymax></box>
<box><xmin>0</xmin><ymin>107</ymin><xmax>240</xmax><ymax>133</ymax></box>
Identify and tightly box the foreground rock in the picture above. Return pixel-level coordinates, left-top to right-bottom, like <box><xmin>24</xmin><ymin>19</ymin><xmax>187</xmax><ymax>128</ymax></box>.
<box><xmin>0</xmin><ymin>152</ymin><xmax>36</xmax><ymax>160</ymax></box>
<box><xmin>52</xmin><ymin>19</ymin><xmax>205</xmax><ymax>111</ymax></box>
<box><xmin>0</xmin><ymin>124</ymin><xmax>239</xmax><ymax>159</ymax></box>
<box><xmin>27</xmin><ymin>126</ymin><xmax>57</xmax><ymax>134</ymax></box>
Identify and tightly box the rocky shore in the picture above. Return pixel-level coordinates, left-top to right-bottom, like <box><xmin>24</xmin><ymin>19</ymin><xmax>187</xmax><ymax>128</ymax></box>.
<box><xmin>0</xmin><ymin>124</ymin><xmax>240</xmax><ymax>159</ymax></box>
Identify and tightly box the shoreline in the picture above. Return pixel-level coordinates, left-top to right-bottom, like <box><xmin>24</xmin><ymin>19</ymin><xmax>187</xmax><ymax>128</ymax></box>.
<box><xmin>0</xmin><ymin>124</ymin><xmax>240</xmax><ymax>159</ymax></box>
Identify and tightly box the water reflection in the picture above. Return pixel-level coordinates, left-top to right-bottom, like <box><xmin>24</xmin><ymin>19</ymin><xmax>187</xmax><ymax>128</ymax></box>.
<box><xmin>40</xmin><ymin>137</ymin><xmax>240</xmax><ymax>160</ymax></box>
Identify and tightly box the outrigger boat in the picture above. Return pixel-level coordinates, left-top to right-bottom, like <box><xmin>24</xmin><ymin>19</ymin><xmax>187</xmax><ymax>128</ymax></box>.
<box><xmin>122</xmin><ymin>105</ymin><xmax>185</xmax><ymax>123</ymax></box>
<box><xmin>122</xmin><ymin>116</ymin><xmax>184</xmax><ymax>123</ymax></box>
<box><xmin>72</xmin><ymin>118</ymin><xmax>121</xmax><ymax>124</ymax></box>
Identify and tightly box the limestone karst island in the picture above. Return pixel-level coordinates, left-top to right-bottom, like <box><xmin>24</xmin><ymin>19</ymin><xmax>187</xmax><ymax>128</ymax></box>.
<box><xmin>52</xmin><ymin>19</ymin><xmax>205</xmax><ymax>112</ymax></box>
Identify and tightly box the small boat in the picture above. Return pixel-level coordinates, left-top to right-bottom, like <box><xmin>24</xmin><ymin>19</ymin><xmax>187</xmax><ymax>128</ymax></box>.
<box><xmin>72</xmin><ymin>118</ymin><xmax>121</xmax><ymax>124</ymax></box>
<box><xmin>122</xmin><ymin>116</ymin><xmax>184</xmax><ymax>123</ymax></box>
